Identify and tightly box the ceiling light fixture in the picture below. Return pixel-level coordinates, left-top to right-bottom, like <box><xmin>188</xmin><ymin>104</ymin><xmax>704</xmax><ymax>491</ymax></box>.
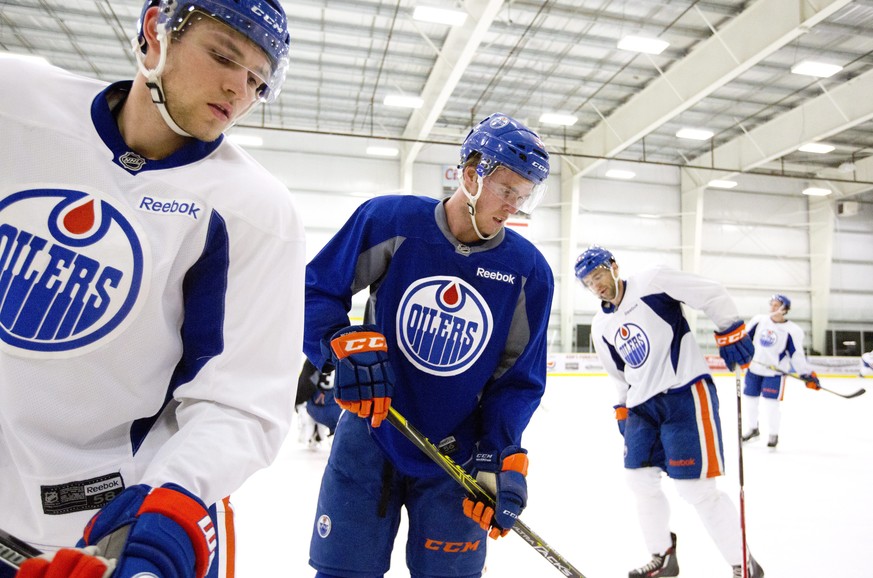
<box><xmin>798</xmin><ymin>142</ymin><xmax>835</xmax><ymax>154</ymax></box>
<box><xmin>707</xmin><ymin>179</ymin><xmax>738</xmax><ymax>189</ymax></box>
<box><xmin>605</xmin><ymin>169</ymin><xmax>635</xmax><ymax>180</ymax></box>
<box><xmin>676</xmin><ymin>128</ymin><xmax>714</xmax><ymax>140</ymax></box>
<box><xmin>802</xmin><ymin>186</ymin><xmax>832</xmax><ymax>196</ymax></box>
<box><xmin>412</xmin><ymin>6</ymin><xmax>467</xmax><ymax>26</ymax></box>
<box><xmin>366</xmin><ymin>146</ymin><xmax>399</xmax><ymax>157</ymax></box>
<box><xmin>539</xmin><ymin>112</ymin><xmax>578</xmax><ymax>126</ymax></box>
<box><xmin>617</xmin><ymin>36</ymin><xmax>669</xmax><ymax>55</ymax></box>
<box><xmin>383</xmin><ymin>94</ymin><xmax>424</xmax><ymax>109</ymax></box>
<box><xmin>790</xmin><ymin>61</ymin><xmax>842</xmax><ymax>78</ymax></box>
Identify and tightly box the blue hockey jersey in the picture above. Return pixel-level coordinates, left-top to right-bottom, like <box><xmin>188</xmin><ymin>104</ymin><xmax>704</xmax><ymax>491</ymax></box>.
<box><xmin>304</xmin><ymin>195</ymin><xmax>554</xmax><ymax>477</ymax></box>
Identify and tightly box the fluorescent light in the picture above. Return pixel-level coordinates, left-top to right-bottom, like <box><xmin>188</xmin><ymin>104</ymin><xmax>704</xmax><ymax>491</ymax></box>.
<box><xmin>366</xmin><ymin>146</ymin><xmax>399</xmax><ymax>157</ymax></box>
<box><xmin>790</xmin><ymin>60</ymin><xmax>842</xmax><ymax>78</ymax></box>
<box><xmin>413</xmin><ymin>6</ymin><xmax>467</xmax><ymax>26</ymax></box>
<box><xmin>707</xmin><ymin>179</ymin><xmax>738</xmax><ymax>189</ymax></box>
<box><xmin>676</xmin><ymin>128</ymin><xmax>713</xmax><ymax>140</ymax></box>
<box><xmin>0</xmin><ymin>51</ymin><xmax>50</xmax><ymax>65</ymax></box>
<box><xmin>383</xmin><ymin>94</ymin><xmax>424</xmax><ymax>109</ymax></box>
<box><xmin>798</xmin><ymin>142</ymin><xmax>835</xmax><ymax>154</ymax></box>
<box><xmin>539</xmin><ymin>113</ymin><xmax>578</xmax><ymax>126</ymax></box>
<box><xmin>227</xmin><ymin>134</ymin><xmax>263</xmax><ymax>147</ymax></box>
<box><xmin>617</xmin><ymin>36</ymin><xmax>669</xmax><ymax>55</ymax></box>
<box><xmin>802</xmin><ymin>186</ymin><xmax>831</xmax><ymax>196</ymax></box>
<box><xmin>637</xmin><ymin>213</ymin><xmax>661</xmax><ymax>219</ymax></box>
<box><xmin>605</xmin><ymin>169</ymin><xmax>635</xmax><ymax>180</ymax></box>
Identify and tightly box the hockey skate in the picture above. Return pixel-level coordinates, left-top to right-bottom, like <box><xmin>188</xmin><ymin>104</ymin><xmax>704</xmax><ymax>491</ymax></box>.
<box><xmin>732</xmin><ymin>553</ymin><xmax>764</xmax><ymax>577</ymax></box>
<box><xmin>629</xmin><ymin>532</ymin><xmax>679</xmax><ymax>578</ymax></box>
<box><xmin>741</xmin><ymin>428</ymin><xmax>759</xmax><ymax>442</ymax></box>
<box><xmin>767</xmin><ymin>435</ymin><xmax>778</xmax><ymax>448</ymax></box>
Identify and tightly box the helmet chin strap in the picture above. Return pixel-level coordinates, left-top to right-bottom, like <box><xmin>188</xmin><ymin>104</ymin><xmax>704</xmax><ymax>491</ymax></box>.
<box><xmin>132</xmin><ymin>32</ymin><xmax>193</xmax><ymax>138</ymax></box>
<box><xmin>461</xmin><ymin>175</ymin><xmax>500</xmax><ymax>241</ymax></box>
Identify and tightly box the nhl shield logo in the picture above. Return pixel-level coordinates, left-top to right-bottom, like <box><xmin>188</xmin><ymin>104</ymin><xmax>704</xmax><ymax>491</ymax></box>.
<box><xmin>614</xmin><ymin>323</ymin><xmax>650</xmax><ymax>368</ymax></box>
<box><xmin>0</xmin><ymin>187</ymin><xmax>148</xmax><ymax>356</ymax></box>
<box><xmin>396</xmin><ymin>276</ymin><xmax>493</xmax><ymax>376</ymax></box>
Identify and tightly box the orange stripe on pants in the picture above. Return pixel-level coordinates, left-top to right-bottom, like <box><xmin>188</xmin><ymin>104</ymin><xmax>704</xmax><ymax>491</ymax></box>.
<box><xmin>693</xmin><ymin>381</ymin><xmax>723</xmax><ymax>478</ymax></box>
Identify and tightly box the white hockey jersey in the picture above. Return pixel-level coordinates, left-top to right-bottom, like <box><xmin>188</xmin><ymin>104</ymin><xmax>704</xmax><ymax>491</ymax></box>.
<box><xmin>591</xmin><ymin>265</ymin><xmax>742</xmax><ymax>408</ymax></box>
<box><xmin>747</xmin><ymin>314</ymin><xmax>813</xmax><ymax>376</ymax></box>
<box><xmin>0</xmin><ymin>59</ymin><xmax>305</xmax><ymax>549</ymax></box>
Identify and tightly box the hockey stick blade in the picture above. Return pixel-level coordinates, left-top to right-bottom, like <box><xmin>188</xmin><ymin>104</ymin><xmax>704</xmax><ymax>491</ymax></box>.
<box><xmin>0</xmin><ymin>528</ymin><xmax>41</xmax><ymax>576</ymax></box>
<box><xmin>752</xmin><ymin>361</ymin><xmax>866</xmax><ymax>399</ymax></box>
<box><xmin>385</xmin><ymin>406</ymin><xmax>587</xmax><ymax>578</ymax></box>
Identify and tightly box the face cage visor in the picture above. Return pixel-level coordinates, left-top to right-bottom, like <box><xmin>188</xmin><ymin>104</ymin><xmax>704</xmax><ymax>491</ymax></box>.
<box><xmin>157</xmin><ymin>4</ymin><xmax>289</xmax><ymax>103</ymax></box>
<box><xmin>476</xmin><ymin>163</ymin><xmax>548</xmax><ymax>215</ymax></box>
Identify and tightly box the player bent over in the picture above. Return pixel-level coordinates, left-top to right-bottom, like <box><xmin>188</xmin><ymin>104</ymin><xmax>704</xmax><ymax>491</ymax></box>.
<box><xmin>303</xmin><ymin>113</ymin><xmax>553</xmax><ymax>577</ymax></box>
<box><xmin>1</xmin><ymin>1</ymin><xmax>304</xmax><ymax>577</ymax></box>
<box><xmin>575</xmin><ymin>246</ymin><xmax>764</xmax><ymax>578</ymax></box>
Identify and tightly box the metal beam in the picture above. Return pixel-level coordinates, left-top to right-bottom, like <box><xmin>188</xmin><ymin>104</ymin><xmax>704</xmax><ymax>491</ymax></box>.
<box><xmin>564</xmin><ymin>0</ymin><xmax>851</xmax><ymax>178</ymax></box>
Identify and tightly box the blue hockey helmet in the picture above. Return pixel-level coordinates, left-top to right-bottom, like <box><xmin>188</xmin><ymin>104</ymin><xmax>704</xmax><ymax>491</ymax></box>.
<box><xmin>574</xmin><ymin>245</ymin><xmax>615</xmax><ymax>283</ymax></box>
<box><xmin>136</xmin><ymin>0</ymin><xmax>291</xmax><ymax>103</ymax></box>
<box><xmin>771</xmin><ymin>293</ymin><xmax>791</xmax><ymax>311</ymax></box>
<box><xmin>459</xmin><ymin>113</ymin><xmax>550</xmax><ymax>214</ymax></box>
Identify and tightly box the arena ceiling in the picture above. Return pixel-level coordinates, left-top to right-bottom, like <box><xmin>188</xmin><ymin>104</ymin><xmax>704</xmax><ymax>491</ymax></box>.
<box><xmin>4</xmin><ymin>0</ymin><xmax>873</xmax><ymax>197</ymax></box>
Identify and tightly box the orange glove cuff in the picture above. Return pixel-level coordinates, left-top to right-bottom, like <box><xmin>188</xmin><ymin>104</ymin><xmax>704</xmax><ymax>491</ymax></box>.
<box><xmin>714</xmin><ymin>322</ymin><xmax>746</xmax><ymax>346</ymax></box>
<box><xmin>501</xmin><ymin>452</ymin><xmax>529</xmax><ymax>476</ymax></box>
<box><xmin>615</xmin><ymin>406</ymin><xmax>628</xmax><ymax>420</ymax></box>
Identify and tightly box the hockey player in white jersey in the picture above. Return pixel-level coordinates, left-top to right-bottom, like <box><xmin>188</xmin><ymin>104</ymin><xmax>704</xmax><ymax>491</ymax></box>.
<box><xmin>742</xmin><ymin>294</ymin><xmax>820</xmax><ymax>448</ymax></box>
<box><xmin>0</xmin><ymin>1</ymin><xmax>304</xmax><ymax>577</ymax></box>
<box><xmin>861</xmin><ymin>349</ymin><xmax>873</xmax><ymax>377</ymax></box>
<box><xmin>575</xmin><ymin>246</ymin><xmax>763</xmax><ymax>578</ymax></box>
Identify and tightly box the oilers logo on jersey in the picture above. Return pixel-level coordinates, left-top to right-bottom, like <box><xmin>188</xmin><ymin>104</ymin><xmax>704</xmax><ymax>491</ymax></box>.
<box><xmin>396</xmin><ymin>276</ymin><xmax>493</xmax><ymax>376</ymax></box>
<box><xmin>759</xmin><ymin>329</ymin><xmax>777</xmax><ymax>347</ymax></box>
<box><xmin>614</xmin><ymin>323</ymin><xmax>650</xmax><ymax>368</ymax></box>
<box><xmin>0</xmin><ymin>187</ymin><xmax>148</xmax><ymax>356</ymax></box>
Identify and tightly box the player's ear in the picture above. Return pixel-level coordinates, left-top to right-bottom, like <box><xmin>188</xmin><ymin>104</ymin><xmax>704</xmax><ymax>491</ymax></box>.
<box><xmin>140</xmin><ymin>6</ymin><xmax>162</xmax><ymax>59</ymax></box>
<box><xmin>462</xmin><ymin>164</ymin><xmax>478</xmax><ymax>188</ymax></box>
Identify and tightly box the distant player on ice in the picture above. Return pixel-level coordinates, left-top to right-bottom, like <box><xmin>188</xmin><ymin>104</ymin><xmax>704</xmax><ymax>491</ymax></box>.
<box><xmin>303</xmin><ymin>113</ymin><xmax>554</xmax><ymax>578</ymax></box>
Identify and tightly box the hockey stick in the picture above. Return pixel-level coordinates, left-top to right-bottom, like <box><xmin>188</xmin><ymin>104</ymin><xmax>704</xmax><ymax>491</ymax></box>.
<box><xmin>0</xmin><ymin>528</ymin><xmax>41</xmax><ymax>577</ymax></box>
<box><xmin>385</xmin><ymin>406</ymin><xmax>586</xmax><ymax>578</ymax></box>
<box><xmin>734</xmin><ymin>367</ymin><xmax>749</xmax><ymax>578</ymax></box>
<box><xmin>752</xmin><ymin>361</ymin><xmax>866</xmax><ymax>399</ymax></box>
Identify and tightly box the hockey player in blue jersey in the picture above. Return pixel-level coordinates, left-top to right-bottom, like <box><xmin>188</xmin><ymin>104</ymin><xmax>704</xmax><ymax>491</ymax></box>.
<box><xmin>303</xmin><ymin>113</ymin><xmax>553</xmax><ymax>578</ymax></box>
<box><xmin>2</xmin><ymin>2</ymin><xmax>303</xmax><ymax>578</ymax></box>
<box><xmin>742</xmin><ymin>294</ymin><xmax>821</xmax><ymax>448</ymax></box>
<box><xmin>575</xmin><ymin>246</ymin><xmax>764</xmax><ymax>578</ymax></box>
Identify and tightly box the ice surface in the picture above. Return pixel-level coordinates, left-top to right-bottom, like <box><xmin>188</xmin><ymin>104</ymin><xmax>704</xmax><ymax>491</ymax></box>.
<box><xmin>232</xmin><ymin>374</ymin><xmax>872</xmax><ymax>577</ymax></box>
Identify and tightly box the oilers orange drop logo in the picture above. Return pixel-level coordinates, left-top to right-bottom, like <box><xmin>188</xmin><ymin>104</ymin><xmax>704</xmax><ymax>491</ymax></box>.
<box><xmin>0</xmin><ymin>187</ymin><xmax>146</xmax><ymax>356</ymax></box>
<box><xmin>614</xmin><ymin>323</ymin><xmax>649</xmax><ymax>368</ymax></box>
<box><xmin>396</xmin><ymin>276</ymin><xmax>492</xmax><ymax>376</ymax></box>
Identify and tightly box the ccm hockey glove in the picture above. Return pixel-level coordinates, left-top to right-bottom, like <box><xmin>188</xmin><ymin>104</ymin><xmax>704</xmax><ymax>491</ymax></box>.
<box><xmin>463</xmin><ymin>447</ymin><xmax>528</xmax><ymax>539</ymax></box>
<box><xmin>714</xmin><ymin>320</ymin><xmax>754</xmax><ymax>370</ymax></box>
<box><xmin>327</xmin><ymin>324</ymin><xmax>395</xmax><ymax>428</ymax></box>
<box><xmin>801</xmin><ymin>372</ymin><xmax>821</xmax><ymax>390</ymax></box>
<box><xmin>18</xmin><ymin>484</ymin><xmax>215</xmax><ymax>578</ymax></box>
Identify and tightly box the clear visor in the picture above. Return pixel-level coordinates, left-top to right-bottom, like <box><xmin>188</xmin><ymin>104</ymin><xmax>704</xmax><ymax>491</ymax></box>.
<box><xmin>165</xmin><ymin>10</ymin><xmax>287</xmax><ymax>103</ymax></box>
<box><xmin>479</xmin><ymin>165</ymin><xmax>548</xmax><ymax>214</ymax></box>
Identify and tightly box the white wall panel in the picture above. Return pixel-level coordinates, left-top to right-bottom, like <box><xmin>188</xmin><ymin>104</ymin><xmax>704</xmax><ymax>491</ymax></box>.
<box><xmin>701</xmin><ymin>222</ymin><xmax>808</xmax><ymax>255</ymax></box>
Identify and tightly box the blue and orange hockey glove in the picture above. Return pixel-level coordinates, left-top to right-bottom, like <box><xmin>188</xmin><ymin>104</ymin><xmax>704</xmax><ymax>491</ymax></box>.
<box><xmin>327</xmin><ymin>324</ymin><xmax>395</xmax><ymax>428</ymax></box>
<box><xmin>801</xmin><ymin>372</ymin><xmax>821</xmax><ymax>390</ymax></box>
<box><xmin>18</xmin><ymin>484</ymin><xmax>215</xmax><ymax>578</ymax></box>
<box><xmin>714</xmin><ymin>320</ymin><xmax>754</xmax><ymax>371</ymax></box>
<box><xmin>614</xmin><ymin>404</ymin><xmax>628</xmax><ymax>437</ymax></box>
<box><xmin>463</xmin><ymin>446</ymin><xmax>528</xmax><ymax>539</ymax></box>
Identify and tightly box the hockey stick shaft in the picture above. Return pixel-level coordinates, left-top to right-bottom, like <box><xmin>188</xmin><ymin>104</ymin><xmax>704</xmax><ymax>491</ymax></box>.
<box><xmin>752</xmin><ymin>361</ymin><xmax>866</xmax><ymax>399</ymax></box>
<box><xmin>385</xmin><ymin>406</ymin><xmax>586</xmax><ymax>578</ymax></box>
<box><xmin>734</xmin><ymin>367</ymin><xmax>749</xmax><ymax>578</ymax></box>
<box><xmin>0</xmin><ymin>528</ymin><xmax>41</xmax><ymax>576</ymax></box>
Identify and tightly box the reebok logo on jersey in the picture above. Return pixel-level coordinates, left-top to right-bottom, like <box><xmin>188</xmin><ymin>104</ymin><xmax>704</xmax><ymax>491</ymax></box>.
<box><xmin>138</xmin><ymin>196</ymin><xmax>201</xmax><ymax>220</ymax></box>
<box><xmin>475</xmin><ymin>267</ymin><xmax>515</xmax><ymax>284</ymax></box>
<box><xmin>396</xmin><ymin>276</ymin><xmax>493</xmax><ymax>376</ymax></box>
<box><xmin>0</xmin><ymin>188</ymin><xmax>147</xmax><ymax>356</ymax></box>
